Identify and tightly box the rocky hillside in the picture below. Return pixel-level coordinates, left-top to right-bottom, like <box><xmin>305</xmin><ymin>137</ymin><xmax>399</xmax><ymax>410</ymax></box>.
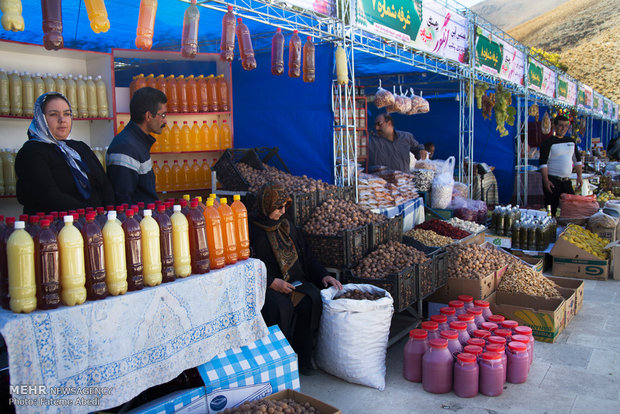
<box><xmin>471</xmin><ymin>0</ymin><xmax>569</xmax><ymax>31</ymax></box>
<box><xmin>508</xmin><ymin>0</ymin><xmax>620</xmax><ymax>104</ymax></box>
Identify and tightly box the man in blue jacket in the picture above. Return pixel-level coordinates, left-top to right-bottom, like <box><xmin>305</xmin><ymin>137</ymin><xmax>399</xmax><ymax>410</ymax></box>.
<box><xmin>106</xmin><ymin>87</ymin><xmax>167</xmax><ymax>205</ymax></box>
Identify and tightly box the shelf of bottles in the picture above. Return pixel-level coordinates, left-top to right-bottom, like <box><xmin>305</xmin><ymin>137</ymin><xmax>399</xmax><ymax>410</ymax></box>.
<box><xmin>333</xmin><ymin>85</ymin><xmax>368</xmax><ymax>165</ymax></box>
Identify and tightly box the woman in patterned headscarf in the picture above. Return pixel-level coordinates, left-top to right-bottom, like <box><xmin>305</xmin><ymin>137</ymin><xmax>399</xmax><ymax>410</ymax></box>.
<box><xmin>250</xmin><ymin>182</ymin><xmax>341</xmax><ymax>375</ymax></box>
<box><xmin>15</xmin><ymin>92</ymin><xmax>114</xmax><ymax>214</ymax></box>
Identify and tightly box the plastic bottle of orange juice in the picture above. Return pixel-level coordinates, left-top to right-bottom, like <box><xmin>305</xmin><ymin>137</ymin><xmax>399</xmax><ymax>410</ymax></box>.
<box><xmin>155</xmin><ymin>74</ymin><xmax>167</xmax><ymax>96</ymax></box>
<box><xmin>218</xmin><ymin>198</ymin><xmax>237</xmax><ymax>265</ymax></box>
<box><xmin>160</xmin><ymin>124</ymin><xmax>170</xmax><ymax>152</ymax></box>
<box><xmin>170</xmin><ymin>205</ymin><xmax>191</xmax><ymax>277</ymax></box>
<box><xmin>206</xmin><ymin>74</ymin><xmax>218</xmax><ymax>112</ymax></box>
<box><xmin>152</xmin><ymin>160</ymin><xmax>161</xmax><ymax>191</ymax></box>
<box><xmin>200</xmin><ymin>120</ymin><xmax>210</xmax><ymax>150</ymax></box>
<box><xmin>140</xmin><ymin>209</ymin><xmax>162</xmax><ymax>286</ymax></box>
<box><xmin>84</xmin><ymin>0</ymin><xmax>110</xmax><ymax>33</ymax></box>
<box><xmin>182</xmin><ymin>159</ymin><xmax>192</xmax><ymax>189</ymax></box>
<box><xmin>231</xmin><ymin>194</ymin><xmax>250</xmax><ymax>260</ymax></box>
<box><xmin>201</xmin><ymin>158</ymin><xmax>211</xmax><ymax>188</ymax></box>
<box><xmin>176</xmin><ymin>75</ymin><xmax>188</xmax><ymax>113</ymax></box>
<box><xmin>166</xmin><ymin>75</ymin><xmax>179</xmax><ymax>112</ymax></box>
<box><xmin>221</xmin><ymin>119</ymin><xmax>231</xmax><ymax>149</ymax></box>
<box><xmin>203</xmin><ymin>198</ymin><xmax>225</xmax><ymax>269</ymax></box>
<box><xmin>171</xmin><ymin>121</ymin><xmax>182</xmax><ymax>152</ymax></box>
<box><xmin>151</xmin><ymin>132</ymin><xmax>160</xmax><ymax>153</ymax></box>
<box><xmin>210</xmin><ymin>193</ymin><xmax>221</xmax><ymax>208</ymax></box>
<box><xmin>180</xmin><ymin>121</ymin><xmax>191</xmax><ymax>151</ymax></box>
<box><xmin>216</xmin><ymin>75</ymin><xmax>229</xmax><ymax>111</ymax></box>
<box><xmin>145</xmin><ymin>73</ymin><xmax>156</xmax><ymax>89</ymax></box>
<box><xmin>102</xmin><ymin>211</ymin><xmax>128</xmax><ymax>295</ymax></box>
<box><xmin>190</xmin><ymin>120</ymin><xmax>201</xmax><ymax>151</ymax></box>
<box><xmin>209</xmin><ymin>120</ymin><xmax>220</xmax><ymax>150</ymax></box>
<box><xmin>186</xmin><ymin>75</ymin><xmax>198</xmax><ymax>113</ymax></box>
<box><xmin>191</xmin><ymin>159</ymin><xmax>201</xmax><ymax>188</ymax></box>
<box><xmin>57</xmin><ymin>215</ymin><xmax>87</xmax><ymax>306</ymax></box>
<box><xmin>135</xmin><ymin>0</ymin><xmax>158</xmax><ymax>50</ymax></box>
<box><xmin>171</xmin><ymin>160</ymin><xmax>182</xmax><ymax>191</ymax></box>
<box><xmin>117</xmin><ymin>121</ymin><xmax>125</xmax><ymax>134</ymax></box>
<box><xmin>197</xmin><ymin>75</ymin><xmax>209</xmax><ymax>112</ymax></box>
<box><xmin>160</xmin><ymin>160</ymin><xmax>171</xmax><ymax>191</ymax></box>
<box><xmin>7</xmin><ymin>221</ymin><xmax>36</xmax><ymax>313</ymax></box>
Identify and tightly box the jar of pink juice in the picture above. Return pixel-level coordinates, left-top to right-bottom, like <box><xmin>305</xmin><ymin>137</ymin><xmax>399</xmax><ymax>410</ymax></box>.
<box><xmin>403</xmin><ymin>329</ymin><xmax>429</xmax><ymax>382</ymax></box>
<box><xmin>440</xmin><ymin>306</ymin><xmax>457</xmax><ymax>324</ymax></box>
<box><xmin>454</xmin><ymin>352</ymin><xmax>479</xmax><ymax>398</ymax></box>
<box><xmin>488</xmin><ymin>314</ymin><xmax>505</xmax><ymax>325</ymax></box>
<box><xmin>479</xmin><ymin>352</ymin><xmax>504</xmax><ymax>396</ymax></box>
<box><xmin>440</xmin><ymin>329</ymin><xmax>462</xmax><ymax>359</ymax></box>
<box><xmin>474</xmin><ymin>299</ymin><xmax>493</xmax><ymax>320</ymax></box>
<box><xmin>506</xmin><ymin>341</ymin><xmax>529</xmax><ymax>384</ymax></box>
<box><xmin>458</xmin><ymin>295</ymin><xmax>474</xmax><ymax>310</ymax></box>
<box><xmin>422</xmin><ymin>338</ymin><xmax>453</xmax><ymax>394</ymax></box>
<box><xmin>486</xmin><ymin>343</ymin><xmax>507</xmax><ymax>384</ymax></box>
<box><xmin>481</xmin><ymin>322</ymin><xmax>498</xmax><ymax>334</ymax></box>
<box><xmin>501</xmin><ymin>320</ymin><xmax>519</xmax><ymax>332</ymax></box>
<box><xmin>514</xmin><ymin>326</ymin><xmax>534</xmax><ymax>366</ymax></box>
<box><xmin>449</xmin><ymin>300</ymin><xmax>466</xmax><ymax>316</ymax></box>
<box><xmin>430</xmin><ymin>314</ymin><xmax>449</xmax><ymax>331</ymax></box>
<box><xmin>473</xmin><ymin>329</ymin><xmax>491</xmax><ymax>343</ymax></box>
<box><xmin>467</xmin><ymin>306</ymin><xmax>485</xmax><ymax>328</ymax></box>
<box><xmin>421</xmin><ymin>321</ymin><xmax>440</xmax><ymax>340</ymax></box>
<box><xmin>457</xmin><ymin>313</ymin><xmax>477</xmax><ymax>336</ymax></box>
<box><xmin>449</xmin><ymin>321</ymin><xmax>471</xmax><ymax>346</ymax></box>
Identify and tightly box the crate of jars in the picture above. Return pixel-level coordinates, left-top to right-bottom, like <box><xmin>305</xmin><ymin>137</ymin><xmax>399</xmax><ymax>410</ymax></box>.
<box><xmin>342</xmin><ymin>241</ymin><xmax>430</xmax><ymax>312</ymax></box>
<box><xmin>211</xmin><ymin>149</ymin><xmax>265</xmax><ymax>191</ymax></box>
<box><xmin>303</xmin><ymin>199</ymin><xmax>390</xmax><ymax>268</ymax></box>
<box><xmin>368</xmin><ymin>213</ymin><xmax>404</xmax><ymax>251</ymax></box>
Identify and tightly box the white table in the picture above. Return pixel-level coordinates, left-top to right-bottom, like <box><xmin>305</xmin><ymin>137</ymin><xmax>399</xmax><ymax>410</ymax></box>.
<box><xmin>0</xmin><ymin>259</ymin><xmax>269</xmax><ymax>414</ymax></box>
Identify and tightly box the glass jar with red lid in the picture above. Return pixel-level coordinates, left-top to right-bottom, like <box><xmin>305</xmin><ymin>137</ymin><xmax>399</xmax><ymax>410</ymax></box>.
<box><xmin>440</xmin><ymin>329</ymin><xmax>462</xmax><ymax>359</ymax></box>
<box><xmin>449</xmin><ymin>321</ymin><xmax>471</xmax><ymax>346</ymax></box>
<box><xmin>467</xmin><ymin>306</ymin><xmax>485</xmax><ymax>328</ymax></box>
<box><xmin>440</xmin><ymin>306</ymin><xmax>458</xmax><ymax>324</ymax></box>
<box><xmin>486</xmin><ymin>343</ymin><xmax>507</xmax><ymax>384</ymax></box>
<box><xmin>458</xmin><ymin>295</ymin><xmax>474</xmax><ymax>310</ymax></box>
<box><xmin>473</xmin><ymin>299</ymin><xmax>493</xmax><ymax>320</ymax></box>
<box><xmin>421</xmin><ymin>321</ymin><xmax>440</xmax><ymax>340</ymax></box>
<box><xmin>514</xmin><ymin>326</ymin><xmax>534</xmax><ymax>365</ymax></box>
<box><xmin>449</xmin><ymin>300</ymin><xmax>466</xmax><ymax>316</ymax></box>
<box><xmin>430</xmin><ymin>314</ymin><xmax>449</xmax><ymax>331</ymax></box>
<box><xmin>506</xmin><ymin>341</ymin><xmax>529</xmax><ymax>384</ymax></box>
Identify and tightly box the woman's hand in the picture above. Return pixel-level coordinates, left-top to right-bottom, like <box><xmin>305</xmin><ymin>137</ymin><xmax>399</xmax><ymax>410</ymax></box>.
<box><xmin>270</xmin><ymin>278</ymin><xmax>295</xmax><ymax>294</ymax></box>
<box><xmin>322</xmin><ymin>275</ymin><xmax>343</xmax><ymax>290</ymax></box>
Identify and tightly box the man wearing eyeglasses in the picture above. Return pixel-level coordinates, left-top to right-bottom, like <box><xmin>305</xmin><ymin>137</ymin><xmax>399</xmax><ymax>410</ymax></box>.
<box><xmin>106</xmin><ymin>86</ymin><xmax>167</xmax><ymax>205</ymax></box>
<box><xmin>368</xmin><ymin>113</ymin><xmax>426</xmax><ymax>172</ymax></box>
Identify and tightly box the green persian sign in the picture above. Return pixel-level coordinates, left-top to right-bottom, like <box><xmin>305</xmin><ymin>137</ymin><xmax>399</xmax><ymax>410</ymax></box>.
<box><xmin>577</xmin><ymin>89</ymin><xmax>586</xmax><ymax>105</ymax></box>
<box><xmin>357</xmin><ymin>0</ymin><xmax>422</xmax><ymax>41</ymax></box>
<box><xmin>528</xmin><ymin>61</ymin><xmax>543</xmax><ymax>88</ymax></box>
<box><xmin>557</xmin><ymin>79</ymin><xmax>568</xmax><ymax>98</ymax></box>
<box><xmin>593</xmin><ymin>96</ymin><xmax>600</xmax><ymax>110</ymax></box>
<box><xmin>475</xmin><ymin>33</ymin><xmax>503</xmax><ymax>73</ymax></box>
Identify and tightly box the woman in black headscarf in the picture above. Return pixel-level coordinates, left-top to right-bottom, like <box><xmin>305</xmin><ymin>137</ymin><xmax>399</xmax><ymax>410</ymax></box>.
<box><xmin>249</xmin><ymin>182</ymin><xmax>342</xmax><ymax>375</ymax></box>
<box><xmin>15</xmin><ymin>92</ymin><xmax>114</xmax><ymax>214</ymax></box>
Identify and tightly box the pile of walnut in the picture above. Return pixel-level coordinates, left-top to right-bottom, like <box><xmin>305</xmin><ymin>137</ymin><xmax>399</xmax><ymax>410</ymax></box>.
<box><xmin>446</xmin><ymin>244</ymin><xmax>512</xmax><ymax>279</ymax></box>
<box><xmin>335</xmin><ymin>289</ymin><xmax>385</xmax><ymax>301</ymax></box>
<box><xmin>237</xmin><ymin>162</ymin><xmax>334</xmax><ymax>194</ymax></box>
<box><xmin>353</xmin><ymin>241</ymin><xmax>429</xmax><ymax>279</ymax></box>
<box><xmin>497</xmin><ymin>262</ymin><xmax>562</xmax><ymax>299</ymax></box>
<box><xmin>303</xmin><ymin>199</ymin><xmax>386</xmax><ymax>236</ymax></box>
<box><xmin>222</xmin><ymin>398</ymin><xmax>320</xmax><ymax>413</ymax></box>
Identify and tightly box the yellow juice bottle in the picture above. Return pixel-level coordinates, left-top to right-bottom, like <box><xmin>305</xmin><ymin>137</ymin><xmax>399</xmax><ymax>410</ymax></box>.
<box><xmin>180</xmin><ymin>121</ymin><xmax>191</xmax><ymax>152</ymax></box>
<box><xmin>171</xmin><ymin>160</ymin><xmax>182</xmax><ymax>191</ymax></box>
<box><xmin>209</xmin><ymin>120</ymin><xmax>220</xmax><ymax>150</ymax></box>
<box><xmin>190</xmin><ymin>120</ymin><xmax>201</xmax><ymax>151</ymax></box>
<box><xmin>182</xmin><ymin>159</ymin><xmax>191</xmax><ymax>189</ymax></box>
<box><xmin>171</xmin><ymin>205</ymin><xmax>191</xmax><ymax>277</ymax></box>
<box><xmin>231</xmin><ymin>194</ymin><xmax>250</xmax><ymax>260</ymax></box>
<box><xmin>7</xmin><ymin>221</ymin><xmax>36</xmax><ymax>313</ymax></box>
<box><xmin>54</xmin><ymin>73</ymin><xmax>66</xmax><ymax>97</ymax></box>
<box><xmin>57</xmin><ymin>215</ymin><xmax>87</xmax><ymax>306</ymax></box>
<box><xmin>221</xmin><ymin>119</ymin><xmax>231</xmax><ymax>149</ymax></box>
<box><xmin>152</xmin><ymin>160</ymin><xmax>161</xmax><ymax>191</ymax></box>
<box><xmin>140</xmin><ymin>209</ymin><xmax>162</xmax><ymax>286</ymax></box>
<box><xmin>159</xmin><ymin>124</ymin><xmax>170</xmax><ymax>152</ymax></box>
<box><xmin>86</xmin><ymin>75</ymin><xmax>98</xmax><ymax>118</ymax></box>
<box><xmin>191</xmin><ymin>159</ymin><xmax>201</xmax><ymax>188</ymax></box>
<box><xmin>21</xmin><ymin>71</ymin><xmax>34</xmax><ymax>117</ymax></box>
<box><xmin>117</xmin><ymin>121</ymin><xmax>125</xmax><ymax>134</ymax></box>
<box><xmin>171</xmin><ymin>121</ymin><xmax>182</xmax><ymax>152</ymax></box>
<box><xmin>200</xmin><ymin>120</ymin><xmax>210</xmax><ymax>150</ymax></box>
<box><xmin>201</xmin><ymin>158</ymin><xmax>211</xmax><ymax>189</ymax></box>
<box><xmin>217</xmin><ymin>198</ymin><xmax>237</xmax><ymax>265</ymax></box>
<box><xmin>64</xmin><ymin>74</ymin><xmax>76</xmax><ymax>110</ymax></box>
<box><xmin>76</xmin><ymin>74</ymin><xmax>89</xmax><ymax>118</ymax></box>
<box><xmin>102</xmin><ymin>211</ymin><xmax>128</xmax><ymax>295</ymax></box>
<box><xmin>151</xmin><ymin>132</ymin><xmax>160</xmax><ymax>153</ymax></box>
<box><xmin>161</xmin><ymin>160</ymin><xmax>171</xmax><ymax>191</ymax></box>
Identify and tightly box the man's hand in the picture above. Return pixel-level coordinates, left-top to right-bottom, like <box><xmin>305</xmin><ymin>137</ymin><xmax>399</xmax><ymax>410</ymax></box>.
<box><xmin>322</xmin><ymin>275</ymin><xmax>343</xmax><ymax>290</ymax></box>
<box><xmin>543</xmin><ymin>179</ymin><xmax>554</xmax><ymax>193</ymax></box>
<box><xmin>270</xmin><ymin>278</ymin><xmax>294</xmax><ymax>294</ymax></box>
<box><xmin>576</xmin><ymin>176</ymin><xmax>583</xmax><ymax>190</ymax></box>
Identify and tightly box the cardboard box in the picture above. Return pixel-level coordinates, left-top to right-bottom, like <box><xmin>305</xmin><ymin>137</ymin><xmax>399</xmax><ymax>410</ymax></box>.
<box><xmin>128</xmin><ymin>387</ymin><xmax>207</xmax><ymax>414</ymax></box>
<box><xmin>605</xmin><ymin>240</ymin><xmax>620</xmax><ymax>280</ymax></box>
<box><xmin>489</xmin><ymin>291</ymin><xmax>566</xmax><ymax>343</ymax></box>
<box><xmin>588</xmin><ymin>224</ymin><xmax>616</xmax><ymax>242</ymax></box>
<box><xmin>557</xmin><ymin>287</ymin><xmax>577</xmax><ymax>326</ymax></box>
<box><xmin>550</xmin><ymin>233</ymin><xmax>609</xmax><ymax>280</ymax></box>
<box><xmin>265</xmin><ymin>389</ymin><xmax>341</xmax><ymax>414</ymax></box>
<box><xmin>462</xmin><ymin>229</ymin><xmax>486</xmax><ymax>246</ymax></box>
<box><xmin>547</xmin><ymin>276</ymin><xmax>585</xmax><ymax>314</ymax></box>
<box><xmin>485</xmin><ymin>234</ymin><xmax>511</xmax><ymax>249</ymax></box>
<box><xmin>197</xmin><ymin>326</ymin><xmax>300</xmax><ymax>413</ymax></box>
<box><xmin>431</xmin><ymin>265</ymin><xmax>506</xmax><ymax>301</ymax></box>
<box><xmin>511</xmin><ymin>250</ymin><xmax>546</xmax><ymax>273</ymax></box>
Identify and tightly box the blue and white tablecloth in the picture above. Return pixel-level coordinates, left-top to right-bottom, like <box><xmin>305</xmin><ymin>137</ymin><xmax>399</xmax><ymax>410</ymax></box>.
<box><xmin>0</xmin><ymin>259</ymin><xmax>269</xmax><ymax>414</ymax></box>
<box><xmin>372</xmin><ymin>197</ymin><xmax>424</xmax><ymax>232</ymax></box>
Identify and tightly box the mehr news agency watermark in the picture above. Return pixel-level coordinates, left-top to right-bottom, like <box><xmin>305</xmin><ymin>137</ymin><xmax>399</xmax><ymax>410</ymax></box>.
<box><xmin>9</xmin><ymin>385</ymin><xmax>113</xmax><ymax>407</ymax></box>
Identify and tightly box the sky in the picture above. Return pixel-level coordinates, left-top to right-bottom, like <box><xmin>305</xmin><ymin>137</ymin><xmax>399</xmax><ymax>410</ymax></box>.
<box><xmin>457</xmin><ymin>0</ymin><xmax>485</xmax><ymax>7</ymax></box>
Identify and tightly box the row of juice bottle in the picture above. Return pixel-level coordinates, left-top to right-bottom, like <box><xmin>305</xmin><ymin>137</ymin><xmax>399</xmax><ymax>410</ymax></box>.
<box><xmin>0</xmin><ymin>69</ymin><xmax>109</xmax><ymax>118</ymax></box>
<box><xmin>129</xmin><ymin>73</ymin><xmax>229</xmax><ymax>114</ymax></box>
<box><xmin>0</xmin><ymin>149</ymin><xmax>17</xmax><ymax>196</ymax></box>
<box><xmin>117</xmin><ymin>119</ymin><xmax>232</xmax><ymax>152</ymax></box>
<box><xmin>0</xmin><ymin>194</ymin><xmax>250</xmax><ymax>313</ymax></box>
<box><xmin>152</xmin><ymin>159</ymin><xmax>214</xmax><ymax>192</ymax></box>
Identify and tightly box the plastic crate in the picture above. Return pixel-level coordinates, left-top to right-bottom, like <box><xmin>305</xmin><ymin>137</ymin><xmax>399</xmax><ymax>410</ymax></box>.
<box><xmin>433</xmin><ymin>250</ymin><xmax>448</xmax><ymax>289</ymax></box>
<box><xmin>316</xmin><ymin>185</ymin><xmax>356</xmax><ymax>204</ymax></box>
<box><xmin>284</xmin><ymin>191</ymin><xmax>318</xmax><ymax>227</ymax></box>
<box><xmin>401</xmin><ymin>235</ymin><xmax>445</xmax><ymax>256</ymax></box>
<box><xmin>419</xmin><ymin>257</ymin><xmax>438</xmax><ymax>299</ymax></box>
<box><xmin>343</xmin><ymin>264</ymin><xmax>420</xmax><ymax>312</ymax></box>
<box><xmin>368</xmin><ymin>220</ymin><xmax>390</xmax><ymax>252</ymax></box>
<box><xmin>339</xmin><ymin>186</ymin><xmax>356</xmax><ymax>201</ymax></box>
<box><xmin>254</xmin><ymin>146</ymin><xmax>291</xmax><ymax>173</ymax></box>
<box><xmin>211</xmin><ymin>149</ymin><xmax>264</xmax><ymax>191</ymax></box>
<box><xmin>304</xmin><ymin>225</ymin><xmax>368</xmax><ymax>268</ymax></box>
<box><xmin>388</xmin><ymin>213</ymin><xmax>404</xmax><ymax>243</ymax></box>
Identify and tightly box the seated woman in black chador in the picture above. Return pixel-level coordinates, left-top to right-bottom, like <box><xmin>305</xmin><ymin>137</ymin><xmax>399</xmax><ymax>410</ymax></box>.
<box><xmin>249</xmin><ymin>182</ymin><xmax>342</xmax><ymax>375</ymax></box>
